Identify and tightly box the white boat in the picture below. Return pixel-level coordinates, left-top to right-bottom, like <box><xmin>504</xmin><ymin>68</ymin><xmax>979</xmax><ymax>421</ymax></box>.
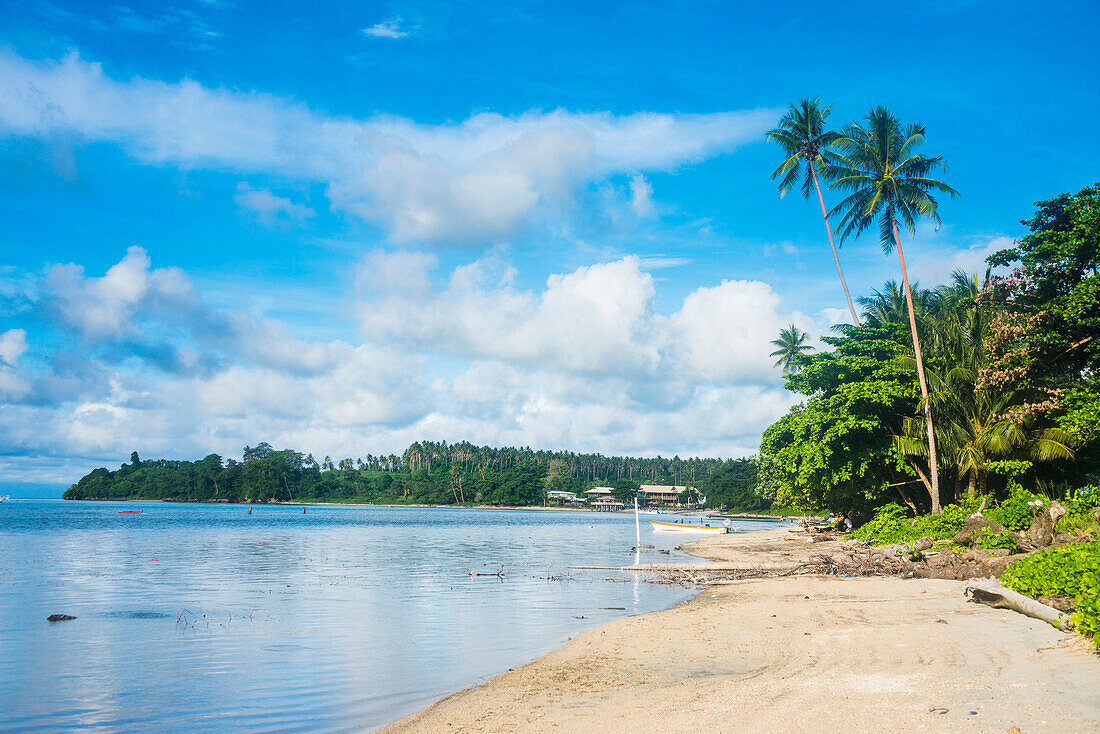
<box><xmin>649</xmin><ymin>519</ymin><xmax>728</xmax><ymax>534</ymax></box>
<box><xmin>0</xmin><ymin>495</ymin><xmax>8</xmax><ymax>502</ymax></box>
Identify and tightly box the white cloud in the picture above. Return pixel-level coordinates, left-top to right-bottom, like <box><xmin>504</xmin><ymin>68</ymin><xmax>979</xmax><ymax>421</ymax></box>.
<box><xmin>355</xmin><ymin>250</ymin><xmax>811</xmax><ymax>385</ymax></box>
<box><xmin>629</xmin><ymin>174</ymin><xmax>654</xmax><ymax>218</ymax></box>
<box><xmin>0</xmin><ymin>50</ymin><xmax>775</xmax><ymax>244</ymax></box>
<box><xmin>890</xmin><ymin>224</ymin><xmax>1014</xmax><ymax>287</ymax></box>
<box><xmin>0</xmin><ymin>328</ymin><xmax>28</xmax><ymax>366</ymax></box>
<box><xmin>2</xmin><ymin>249</ymin><xmax>812</xmax><ymax>485</ymax></box>
<box><xmin>0</xmin><ymin>328</ymin><xmax>31</xmax><ymax>401</ymax></box>
<box><xmin>356</xmin><ymin>252</ymin><xmax>661</xmax><ymax>373</ymax></box>
<box><xmin>234</xmin><ymin>183</ymin><xmax>315</xmax><ymax>224</ymax></box>
<box><xmin>363</xmin><ymin>18</ymin><xmax>410</xmax><ymax>38</ymax></box>
<box><xmin>665</xmin><ymin>279</ymin><xmax>813</xmax><ymax>383</ymax></box>
<box><xmin>45</xmin><ymin>246</ymin><xmax>196</xmax><ymax>341</ymax></box>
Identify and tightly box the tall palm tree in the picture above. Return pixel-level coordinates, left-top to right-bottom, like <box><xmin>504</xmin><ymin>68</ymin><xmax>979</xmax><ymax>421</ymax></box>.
<box><xmin>770</xmin><ymin>325</ymin><xmax>813</xmax><ymax>374</ymax></box>
<box><xmin>827</xmin><ymin>106</ymin><xmax>958</xmax><ymax>513</ymax></box>
<box><xmin>766</xmin><ymin>98</ymin><xmax>860</xmax><ymax>325</ymax></box>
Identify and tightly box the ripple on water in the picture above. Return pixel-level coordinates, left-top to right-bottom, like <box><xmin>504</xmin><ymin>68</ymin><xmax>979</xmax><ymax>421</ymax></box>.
<box><xmin>0</xmin><ymin>501</ymin><xmax>784</xmax><ymax>732</ymax></box>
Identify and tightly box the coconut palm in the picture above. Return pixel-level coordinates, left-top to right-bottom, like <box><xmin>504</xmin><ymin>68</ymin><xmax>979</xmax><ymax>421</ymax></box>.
<box><xmin>826</xmin><ymin>106</ymin><xmax>958</xmax><ymax>513</ymax></box>
<box><xmin>767</xmin><ymin>99</ymin><xmax>860</xmax><ymax>325</ymax></box>
<box><xmin>859</xmin><ymin>280</ymin><xmax>941</xmax><ymax>328</ymax></box>
<box><xmin>770</xmin><ymin>325</ymin><xmax>813</xmax><ymax>374</ymax></box>
<box><xmin>896</xmin><ymin>363</ymin><xmax>1074</xmax><ymax>500</ymax></box>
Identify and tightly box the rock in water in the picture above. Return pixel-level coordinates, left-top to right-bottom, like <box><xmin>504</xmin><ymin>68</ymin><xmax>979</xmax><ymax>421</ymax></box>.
<box><xmin>47</xmin><ymin>614</ymin><xmax>76</xmax><ymax>622</ymax></box>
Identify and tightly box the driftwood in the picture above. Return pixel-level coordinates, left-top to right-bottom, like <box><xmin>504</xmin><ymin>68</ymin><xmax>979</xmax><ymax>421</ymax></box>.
<box><xmin>1028</xmin><ymin>501</ymin><xmax>1068</xmax><ymax>548</ymax></box>
<box><xmin>469</xmin><ymin>564</ymin><xmax>505</xmax><ymax>578</ymax></box>
<box><xmin>965</xmin><ymin>577</ymin><xmax>1073</xmax><ymax>631</ymax></box>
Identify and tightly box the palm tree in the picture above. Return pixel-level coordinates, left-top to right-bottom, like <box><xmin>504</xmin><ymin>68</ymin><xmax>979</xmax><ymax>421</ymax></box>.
<box><xmin>896</xmin><ymin>362</ymin><xmax>1074</xmax><ymax>500</ymax></box>
<box><xmin>766</xmin><ymin>98</ymin><xmax>860</xmax><ymax>325</ymax></box>
<box><xmin>770</xmin><ymin>325</ymin><xmax>813</xmax><ymax>374</ymax></box>
<box><xmin>826</xmin><ymin>106</ymin><xmax>958</xmax><ymax>513</ymax></box>
<box><xmin>859</xmin><ymin>280</ymin><xmax>941</xmax><ymax>328</ymax></box>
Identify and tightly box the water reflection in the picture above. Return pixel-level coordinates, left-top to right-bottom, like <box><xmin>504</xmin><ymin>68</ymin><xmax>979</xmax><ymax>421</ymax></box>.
<box><xmin>0</xmin><ymin>501</ymin><xmax>786</xmax><ymax>732</ymax></box>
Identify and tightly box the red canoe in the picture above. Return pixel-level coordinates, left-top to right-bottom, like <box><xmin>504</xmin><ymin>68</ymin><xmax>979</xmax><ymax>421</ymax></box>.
<box><xmin>117</xmin><ymin>510</ymin><xmax>143</xmax><ymax>514</ymax></box>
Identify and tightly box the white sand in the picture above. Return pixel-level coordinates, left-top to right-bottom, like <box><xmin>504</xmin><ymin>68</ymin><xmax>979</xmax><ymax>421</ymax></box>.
<box><xmin>382</xmin><ymin>529</ymin><xmax>1100</xmax><ymax>733</ymax></box>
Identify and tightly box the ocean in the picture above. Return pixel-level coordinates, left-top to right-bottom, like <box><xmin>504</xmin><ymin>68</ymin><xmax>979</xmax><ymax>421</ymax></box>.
<box><xmin>0</xmin><ymin>500</ymin><xmax>784</xmax><ymax>732</ymax></box>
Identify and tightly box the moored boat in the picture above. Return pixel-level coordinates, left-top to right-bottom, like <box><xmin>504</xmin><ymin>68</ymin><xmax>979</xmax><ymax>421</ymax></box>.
<box><xmin>649</xmin><ymin>519</ymin><xmax>727</xmax><ymax>534</ymax></box>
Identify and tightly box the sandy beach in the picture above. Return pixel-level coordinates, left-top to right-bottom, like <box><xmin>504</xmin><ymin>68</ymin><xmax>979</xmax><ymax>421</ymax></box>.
<box><xmin>382</xmin><ymin>528</ymin><xmax>1100</xmax><ymax>733</ymax></box>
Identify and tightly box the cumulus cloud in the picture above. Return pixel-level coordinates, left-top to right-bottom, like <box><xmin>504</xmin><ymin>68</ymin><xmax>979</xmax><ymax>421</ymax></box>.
<box><xmin>665</xmin><ymin>279</ymin><xmax>811</xmax><ymax>383</ymax></box>
<box><xmin>1</xmin><ymin>248</ymin><xmax>812</xmax><ymax>486</ymax></box>
<box><xmin>357</xmin><ymin>253</ymin><xmax>661</xmax><ymax>373</ymax></box>
<box><xmin>0</xmin><ymin>50</ymin><xmax>775</xmax><ymax>243</ymax></box>
<box><xmin>362</xmin><ymin>18</ymin><xmax>410</xmax><ymax>38</ymax></box>
<box><xmin>355</xmin><ymin>250</ymin><xmax>808</xmax><ymax>383</ymax></box>
<box><xmin>45</xmin><ymin>246</ymin><xmax>196</xmax><ymax>341</ymax></box>
<box><xmin>234</xmin><ymin>183</ymin><xmax>315</xmax><ymax>224</ymax></box>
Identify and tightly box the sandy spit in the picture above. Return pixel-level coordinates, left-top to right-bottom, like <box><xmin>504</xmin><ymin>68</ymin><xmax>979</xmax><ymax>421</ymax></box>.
<box><xmin>381</xmin><ymin>528</ymin><xmax>1100</xmax><ymax>734</ymax></box>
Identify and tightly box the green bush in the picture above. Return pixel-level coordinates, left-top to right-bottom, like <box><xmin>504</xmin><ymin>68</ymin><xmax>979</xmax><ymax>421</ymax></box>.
<box><xmin>1058</xmin><ymin>486</ymin><xmax>1100</xmax><ymax>535</ymax></box>
<box><xmin>915</xmin><ymin>503</ymin><xmax>968</xmax><ymax>538</ymax></box>
<box><xmin>1001</xmin><ymin>542</ymin><xmax>1100</xmax><ymax>646</ymax></box>
<box><xmin>851</xmin><ymin>502</ymin><xmax>969</xmax><ymax>544</ymax></box>
<box><xmin>1001</xmin><ymin>487</ymin><xmax>1038</xmax><ymax>531</ymax></box>
<box><xmin>850</xmin><ymin>504</ymin><xmax>922</xmax><ymax>544</ymax></box>
<box><xmin>976</xmin><ymin>527</ymin><xmax>1018</xmax><ymax>551</ymax></box>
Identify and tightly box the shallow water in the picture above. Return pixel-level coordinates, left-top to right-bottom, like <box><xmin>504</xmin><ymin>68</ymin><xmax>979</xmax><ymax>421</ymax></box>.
<box><xmin>0</xmin><ymin>500</ymin><xmax>786</xmax><ymax>732</ymax></box>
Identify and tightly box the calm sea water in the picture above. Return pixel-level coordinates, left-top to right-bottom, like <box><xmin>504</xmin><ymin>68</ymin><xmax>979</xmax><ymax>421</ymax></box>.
<box><xmin>0</xmin><ymin>500</ymin><xmax>785</xmax><ymax>732</ymax></box>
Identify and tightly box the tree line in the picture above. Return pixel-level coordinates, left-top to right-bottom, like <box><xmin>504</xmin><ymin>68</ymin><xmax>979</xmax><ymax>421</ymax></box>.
<box><xmin>63</xmin><ymin>443</ymin><xmax>770</xmax><ymax>509</ymax></box>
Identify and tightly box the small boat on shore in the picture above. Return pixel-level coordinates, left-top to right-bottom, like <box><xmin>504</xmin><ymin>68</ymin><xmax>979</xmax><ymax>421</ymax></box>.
<box><xmin>117</xmin><ymin>510</ymin><xmax>143</xmax><ymax>514</ymax></box>
<box><xmin>649</xmin><ymin>520</ymin><xmax>728</xmax><ymax>534</ymax></box>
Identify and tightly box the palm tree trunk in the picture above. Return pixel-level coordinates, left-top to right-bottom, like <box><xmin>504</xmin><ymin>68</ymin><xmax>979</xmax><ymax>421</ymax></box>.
<box><xmin>891</xmin><ymin>213</ymin><xmax>941</xmax><ymax>514</ymax></box>
<box><xmin>810</xmin><ymin>166</ymin><xmax>860</xmax><ymax>325</ymax></box>
<box><xmin>967</xmin><ymin>471</ymin><xmax>976</xmax><ymax>499</ymax></box>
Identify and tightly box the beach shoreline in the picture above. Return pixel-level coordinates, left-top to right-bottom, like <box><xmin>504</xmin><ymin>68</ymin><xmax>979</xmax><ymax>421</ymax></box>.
<box><xmin>381</xmin><ymin>526</ymin><xmax>1100</xmax><ymax>733</ymax></box>
<box><xmin>56</xmin><ymin>497</ymin><xmax>801</xmax><ymax>519</ymax></box>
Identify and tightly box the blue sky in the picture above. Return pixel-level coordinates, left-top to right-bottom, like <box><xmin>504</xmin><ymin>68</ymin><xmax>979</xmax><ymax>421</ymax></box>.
<box><xmin>1</xmin><ymin>0</ymin><xmax>1098</xmax><ymax>495</ymax></box>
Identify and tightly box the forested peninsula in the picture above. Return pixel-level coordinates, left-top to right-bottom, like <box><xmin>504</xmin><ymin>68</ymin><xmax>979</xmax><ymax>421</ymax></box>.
<box><xmin>63</xmin><ymin>442</ymin><xmax>766</xmax><ymax>509</ymax></box>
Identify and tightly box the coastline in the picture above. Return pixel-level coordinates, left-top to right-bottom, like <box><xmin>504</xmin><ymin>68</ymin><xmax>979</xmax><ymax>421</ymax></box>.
<box><xmin>59</xmin><ymin>497</ymin><xmax>800</xmax><ymax>519</ymax></box>
<box><xmin>381</xmin><ymin>526</ymin><xmax>1100</xmax><ymax>733</ymax></box>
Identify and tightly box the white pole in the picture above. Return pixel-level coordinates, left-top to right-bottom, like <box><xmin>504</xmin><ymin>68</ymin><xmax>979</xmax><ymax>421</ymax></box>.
<box><xmin>634</xmin><ymin>495</ymin><xmax>640</xmax><ymax>548</ymax></box>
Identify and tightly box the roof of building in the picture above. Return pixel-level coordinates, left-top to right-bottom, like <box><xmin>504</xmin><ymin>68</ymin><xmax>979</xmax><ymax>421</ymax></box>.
<box><xmin>585</xmin><ymin>487</ymin><xmax>613</xmax><ymax>494</ymax></box>
<box><xmin>639</xmin><ymin>484</ymin><xmax>689</xmax><ymax>494</ymax></box>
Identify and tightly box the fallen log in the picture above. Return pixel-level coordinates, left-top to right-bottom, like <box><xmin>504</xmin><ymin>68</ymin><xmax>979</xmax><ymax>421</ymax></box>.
<box><xmin>965</xmin><ymin>577</ymin><xmax>1073</xmax><ymax>631</ymax></box>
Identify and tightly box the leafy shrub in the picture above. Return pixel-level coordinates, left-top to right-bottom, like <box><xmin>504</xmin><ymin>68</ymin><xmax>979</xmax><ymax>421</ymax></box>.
<box><xmin>1001</xmin><ymin>542</ymin><xmax>1100</xmax><ymax>646</ymax></box>
<box><xmin>851</xmin><ymin>502</ymin><xmax>970</xmax><ymax>544</ymax></box>
<box><xmin>915</xmin><ymin>503</ymin><xmax>968</xmax><ymax>538</ymax></box>
<box><xmin>976</xmin><ymin>527</ymin><xmax>1018</xmax><ymax>551</ymax></box>
<box><xmin>1058</xmin><ymin>486</ymin><xmax>1100</xmax><ymax>535</ymax></box>
<box><xmin>850</xmin><ymin>504</ymin><xmax>922</xmax><ymax>544</ymax></box>
<box><xmin>1000</xmin><ymin>487</ymin><xmax>1038</xmax><ymax>531</ymax></box>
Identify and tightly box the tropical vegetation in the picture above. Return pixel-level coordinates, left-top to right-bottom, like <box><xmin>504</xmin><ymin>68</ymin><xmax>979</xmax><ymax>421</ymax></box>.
<box><xmin>761</xmin><ymin>97</ymin><xmax>1095</xmax><ymax>523</ymax></box>
<box><xmin>64</xmin><ymin>443</ymin><xmax>752</xmax><ymax>507</ymax></box>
